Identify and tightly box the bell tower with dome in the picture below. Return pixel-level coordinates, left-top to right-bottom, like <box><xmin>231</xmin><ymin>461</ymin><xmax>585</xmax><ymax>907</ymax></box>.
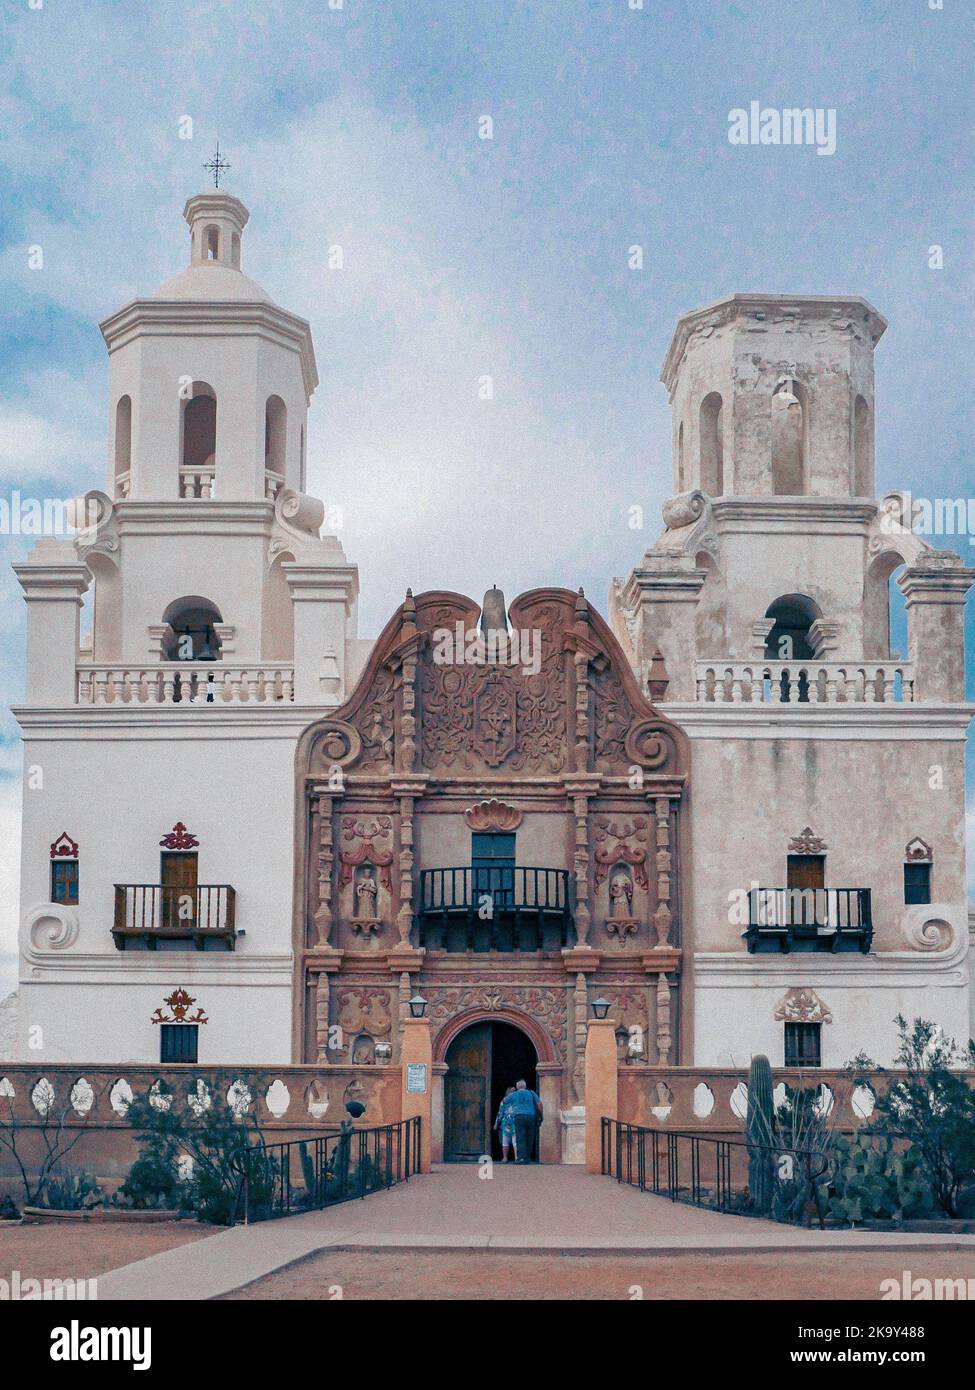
<box><xmin>102</xmin><ymin>190</ymin><xmax>315</xmax><ymax>504</ymax></box>
<box><xmin>11</xmin><ymin>184</ymin><xmax>369</xmax><ymax>1066</ymax></box>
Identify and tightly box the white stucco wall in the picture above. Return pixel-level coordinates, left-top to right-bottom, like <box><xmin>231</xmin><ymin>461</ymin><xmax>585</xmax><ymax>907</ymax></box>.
<box><xmin>15</xmin><ymin>715</ymin><xmax>307</xmax><ymax>1064</ymax></box>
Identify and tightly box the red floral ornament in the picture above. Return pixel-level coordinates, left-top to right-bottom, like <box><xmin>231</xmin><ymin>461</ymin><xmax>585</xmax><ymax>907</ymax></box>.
<box><xmin>159</xmin><ymin>822</ymin><xmax>199</xmax><ymax>850</ymax></box>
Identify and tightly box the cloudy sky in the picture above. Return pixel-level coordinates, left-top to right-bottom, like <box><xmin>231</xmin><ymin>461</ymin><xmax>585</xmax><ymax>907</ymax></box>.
<box><xmin>1</xmin><ymin>0</ymin><xmax>973</xmax><ymax>993</ymax></box>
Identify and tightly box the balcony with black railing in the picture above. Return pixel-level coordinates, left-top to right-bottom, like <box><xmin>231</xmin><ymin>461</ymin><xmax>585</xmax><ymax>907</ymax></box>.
<box><xmin>743</xmin><ymin>887</ymin><xmax>872</xmax><ymax>954</ymax></box>
<box><xmin>417</xmin><ymin>866</ymin><xmax>573</xmax><ymax>953</ymax></box>
<box><xmin>112</xmin><ymin>884</ymin><xmax>237</xmax><ymax>950</ymax></box>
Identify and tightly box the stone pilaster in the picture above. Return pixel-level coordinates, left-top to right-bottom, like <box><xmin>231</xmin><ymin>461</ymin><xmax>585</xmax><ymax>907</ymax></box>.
<box><xmin>572</xmin><ymin>972</ymin><xmax>588</xmax><ymax>1104</ymax></box>
<box><xmin>314</xmin><ymin>970</ymin><xmax>331</xmax><ymax>1061</ymax></box>
<box><xmin>312</xmin><ymin>794</ymin><xmax>335</xmax><ymax>948</ymax></box>
<box><xmin>656</xmin><ymin>973</ymin><xmax>672</xmax><ymax>1064</ymax></box>
<box><xmin>899</xmin><ymin>561</ymin><xmax>975</xmax><ymax>701</ymax></box>
<box><xmin>651</xmin><ymin>795</ymin><xmax>674</xmax><ymax>947</ymax></box>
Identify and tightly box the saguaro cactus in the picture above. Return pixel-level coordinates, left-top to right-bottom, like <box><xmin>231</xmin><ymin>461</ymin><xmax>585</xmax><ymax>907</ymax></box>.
<box><xmin>746</xmin><ymin>1054</ymin><xmax>776</xmax><ymax>1214</ymax></box>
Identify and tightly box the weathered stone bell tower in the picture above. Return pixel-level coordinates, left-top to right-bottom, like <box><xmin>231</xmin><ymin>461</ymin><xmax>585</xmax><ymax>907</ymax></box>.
<box><xmin>611</xmin><ymin>293</ymin><xmax>974</xmax><ymax>1068</ymax></box>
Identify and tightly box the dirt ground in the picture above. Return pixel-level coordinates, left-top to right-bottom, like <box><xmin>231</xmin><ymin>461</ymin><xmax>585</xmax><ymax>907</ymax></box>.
<box><xmin>0</xmin><ymin>1219</ymin><xmax>214</xmax><ymax>1281</ymax></box>
<box><xmin>220</xmin><ymin>1248</ymin><xmax>975</xmax><ymax>1301</ymax></box>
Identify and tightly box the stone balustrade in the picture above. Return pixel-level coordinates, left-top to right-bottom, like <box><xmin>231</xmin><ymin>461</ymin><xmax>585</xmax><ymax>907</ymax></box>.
<box><xmin>76</xmin><ymin>662</ymin><xmax>296</xmax><ymax>705</ymax></box>
<box><xmin>178</xmin><ymin>467</ymin><xmax>215</xmax><ymax>499</ymax></box>
<box><xmin>694</xmin><ymin>660</ymin><xmax>915</xmax><ymax>705</ymax></box>
<box><xmin>614</xmin><ymin>1065</ymin><xmax>932</xmax><ymax>1133</ymax></box>
<box><xmin>0</xmin><ymin>1064</ymin><xmax>401</xmax><ymax>1135</ymax></box>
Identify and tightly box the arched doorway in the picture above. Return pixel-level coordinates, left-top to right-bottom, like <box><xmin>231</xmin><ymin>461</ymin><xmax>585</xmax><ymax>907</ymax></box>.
<box><xmin>443</xmin><ymin>1020</ymin><xmax>538</xmax><ymax>1162</ymax></box>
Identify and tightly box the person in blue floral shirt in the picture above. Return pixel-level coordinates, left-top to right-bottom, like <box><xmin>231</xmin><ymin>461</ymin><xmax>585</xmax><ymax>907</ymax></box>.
<box><xmin>494</xmin><ymin>1086</ymin><xmax>517</xmax><ymax>1162</ymax></box>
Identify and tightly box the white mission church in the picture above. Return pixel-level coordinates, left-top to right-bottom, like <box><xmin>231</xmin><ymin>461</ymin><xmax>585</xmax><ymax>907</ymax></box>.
<box><xmin>7</xmin><ymin>186</ymin><xmax>974</xmax><ymax>1106</ymax></box>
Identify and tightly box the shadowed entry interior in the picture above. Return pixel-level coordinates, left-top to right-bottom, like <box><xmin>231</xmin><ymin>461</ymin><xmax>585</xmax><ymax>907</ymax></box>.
<box><xmin>443</xmin><ymin>1021</ymin><xmax>539</xmax><ymax>1162</ymax></box>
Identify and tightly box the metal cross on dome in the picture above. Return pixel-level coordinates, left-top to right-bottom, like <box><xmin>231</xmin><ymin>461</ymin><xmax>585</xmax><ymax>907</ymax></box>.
<box><xmin>203</xmin><ymin>141</ymin><xmax>231</xmax><ymax>189</ymax></box>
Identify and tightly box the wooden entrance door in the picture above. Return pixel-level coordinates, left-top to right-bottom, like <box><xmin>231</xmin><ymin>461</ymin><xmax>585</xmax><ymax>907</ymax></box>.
<box><xmin>444</xmin><ymin>1022</ymin><xmax>491</xmax><ymax>1160</ymax></box>
<box><xmin>160</xmin><ymin>852</ymin><xmax>198</xmax><ymax>931</ymax></box>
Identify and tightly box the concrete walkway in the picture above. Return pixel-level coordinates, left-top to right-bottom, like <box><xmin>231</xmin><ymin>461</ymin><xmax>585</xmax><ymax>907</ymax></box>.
<box><xmin>95</xmin><ymin>1165</ymin><xmax>975</xmax><ymax>1300</ymax></box>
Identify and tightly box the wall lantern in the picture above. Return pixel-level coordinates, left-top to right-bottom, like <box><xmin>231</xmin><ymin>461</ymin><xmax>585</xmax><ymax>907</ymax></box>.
<box><xmin>408</xmin><ymin>994</ymin><xmax>428</xmax><ymax>1019</ymax></box>
<box><xmin>591</xmin><ymin>997</ymin><xmax>610</xmax><ymax>1020</ymax></box>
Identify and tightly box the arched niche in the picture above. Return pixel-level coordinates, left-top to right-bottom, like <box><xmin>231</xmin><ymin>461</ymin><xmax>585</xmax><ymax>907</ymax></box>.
<box><xmin>262</xmin><ymin>552</ymin><xmax>295</xmax><ymax>661</ymax></box>
<box><xmin>771</xmin><ymin>377</ymin><xmax>808</xmax><ymax>494</ymax></box>
<box><xmin>853</xmin><ymin>395</ymin><xmax>873</xmax><ymax>496</ymax></box>
<box><xmin>113</xmin><ymin>396</ymin><xmax>131</xmax><ymax>494</ymax></box>
<box><xmin>180</xmin><ymin>382</ymin><xmax>217</xmax><ymax>494</ymax></box>
<box><xmin>699</xmin><ymin>392</ymin><xmax>724</xmax><ymax>495</ymax></box>
<box><xmin>694</xmin><ymin>548</ymin><xmax>727</xmax><ymax>656</ymax></box>
<box><xmin>161</xmin><ymin>596</ymin><xmax>224</xmax><ymax>662</ymax></box>
<box><xmin>763</xmin><ymin>593</ymin><xmax>822</xmax><ymax>661</ymax></box>
<box><xmin>863</xmin><ymin>550</ymin><xmax>907</xmax><ymax>662</ymax></box>
<box><xmin>264</xmin><ymin>395</ymin><xmax>287</xmax><ymax>493</ymax></box>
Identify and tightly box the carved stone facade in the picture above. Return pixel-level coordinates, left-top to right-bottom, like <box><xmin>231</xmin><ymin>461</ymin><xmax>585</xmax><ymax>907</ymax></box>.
<box><xmin>293</xmin><ymin>587</ymin><xmax>689</xmax><ymax>1158</ymax></box>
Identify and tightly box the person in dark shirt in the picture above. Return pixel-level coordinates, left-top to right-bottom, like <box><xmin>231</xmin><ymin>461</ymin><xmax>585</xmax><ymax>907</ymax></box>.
<box><xmin>506</xmin><ymin>1079</ymin><xmax>542</xmax><ymax>1164</ymax></box>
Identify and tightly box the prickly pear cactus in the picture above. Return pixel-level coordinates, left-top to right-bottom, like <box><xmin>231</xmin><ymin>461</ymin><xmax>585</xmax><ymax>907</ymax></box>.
<box><xmin>828</xmin><ymin>1131</ymin><xmax>932</xmax><ymax>1224</ymax></box>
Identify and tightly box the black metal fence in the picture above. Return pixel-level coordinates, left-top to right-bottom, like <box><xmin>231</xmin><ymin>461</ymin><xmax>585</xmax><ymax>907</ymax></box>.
<box><xmin>238</xmin><ymin>1117</ymin><xmax>421</xmax><ymax>1222</ymax></box>
<box><xmin>601</xmin><ymin>1118</ymin><xmax>829</xmax><ymax>1225</ymax></box>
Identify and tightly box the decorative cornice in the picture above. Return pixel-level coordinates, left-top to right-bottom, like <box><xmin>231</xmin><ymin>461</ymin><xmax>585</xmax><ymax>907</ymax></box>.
<box><xmin>905</xmin><ymin>836</ymin><xmax>933</xmax><ymax>862</ymax></box>
<box><xmin>100</xmin><ymin>299</ymin><xmax>318</xmax><ymax>398</ymax></box>
<box><xmin>661</xmin><ymin>294</ymin><xmax>886</xmax><ymax>391</ymax></box>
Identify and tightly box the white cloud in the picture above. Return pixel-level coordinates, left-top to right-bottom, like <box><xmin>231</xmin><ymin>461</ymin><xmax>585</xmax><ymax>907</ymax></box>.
<box><xmin>0</xmin><ymin>368</ymin><xmax>104</xmax><ymax>489</ymax></box>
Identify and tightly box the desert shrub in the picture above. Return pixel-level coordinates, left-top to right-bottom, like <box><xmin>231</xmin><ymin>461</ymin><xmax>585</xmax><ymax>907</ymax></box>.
<box><xmin>122</xmin><ymin>1078</ymin><xmax>273</xmax><ymax>1225</ymax></box>
<box><xmin>847</xmin><ymin>1016</ymin><xmax>975</xmax><ymax>1219</ymax></box>
<box><xmin>42</xmin><ymin>1169</ymin><xmax>103</xmax><ymax>1211</ymax></box>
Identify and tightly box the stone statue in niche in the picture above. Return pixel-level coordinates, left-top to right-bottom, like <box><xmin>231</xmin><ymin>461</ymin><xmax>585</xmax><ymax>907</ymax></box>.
<box><xmin>606</xmin><ymin>866</ymin><xmax>638</xmax><ymax>942</ymax></box>
<box><xmin>351</xmin><ymin>1033</ymin><xmax>376</xmax><ymax>1065</ymax></box>
<box><xmin>353</xmin><ymin>864</ymin><xmax>381</xmax><ymax>935</ymax></box>
<box><xmin>610</xmin><ymin>869</ymin><xmax>633</xmax><ymax>918</ymax></box>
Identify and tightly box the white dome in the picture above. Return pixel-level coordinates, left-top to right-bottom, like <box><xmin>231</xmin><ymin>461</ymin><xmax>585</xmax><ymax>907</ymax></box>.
<box><xmin>151</xmin><ymin>263</ymin><xmax>273</xmax><ymax>304</ymax></box>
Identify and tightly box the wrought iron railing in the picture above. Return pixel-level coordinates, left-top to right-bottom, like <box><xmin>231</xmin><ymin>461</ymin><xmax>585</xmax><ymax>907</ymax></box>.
<box><xmin>419</xmin><ymin>866</ymin><xmax>571</xmax><ymax>917</ymax></box>
<box><xmin>417</xmin><ymin>866</ymin><xmax>573</xmax><ymax>949</ymax></box>
<box><xmin>238</xmin><ymin>1117</ymin><xmax>421</xmax><ymax>1222</ymax></box>
<box><xmin>744</xmin><ymin>887</ymin><xmax>872</xmax><ymax>953</ymax></box>
<box><xmin>601</xmin><ymin>1118</ymin><xmax>830</xmax><ymax>1226</ymax></box>
<box><xmin>112</xmin><ymin>884</ymin><xmax>236</xmax><ymax>945</ymax></box>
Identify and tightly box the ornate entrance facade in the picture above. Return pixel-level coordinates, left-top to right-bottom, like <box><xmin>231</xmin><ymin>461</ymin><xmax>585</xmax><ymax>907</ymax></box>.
<box><xmin>293</xmin><ymin>587</ymin><xmax>689</xmax><ymax>1161</ymax></box>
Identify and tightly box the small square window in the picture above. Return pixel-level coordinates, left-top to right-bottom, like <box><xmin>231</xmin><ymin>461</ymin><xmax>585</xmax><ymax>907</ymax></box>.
<box><xmin>784</xmin><ymin>1021</ymin><xmax>821</xmax><ymax>1068</ymax></box>
<box><xmin>904</xmin><ymin>862</ymin><xmax>931</xmax><ymax>906</ymax></box>
<box><xmin>160</xmin><ymin>1024</ymin><xmax>198</xmax><ymax>1065</ymax></box>
<box><xmin>51</xmin><ymin>859</ymin><xmax>79</xmax><ymax>906</ymax></box>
